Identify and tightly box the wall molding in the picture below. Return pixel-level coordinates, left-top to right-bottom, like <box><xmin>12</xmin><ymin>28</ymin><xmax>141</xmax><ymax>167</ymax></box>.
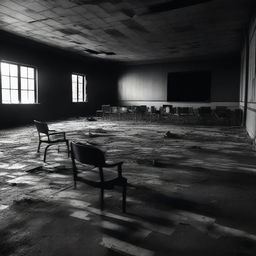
<box><xmin>119</xmin><ymin>100</ymin><xmax>239</xmax><ymax>109</ymax></box>
<box><xmin>119</xmin><ymin>100</ymin><xmax>238</xmax><ymax>103</ymax></box>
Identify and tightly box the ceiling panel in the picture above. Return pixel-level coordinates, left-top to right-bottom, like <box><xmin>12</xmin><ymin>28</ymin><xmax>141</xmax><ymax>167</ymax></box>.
<box><xmin>0</xmin><ymin>0</ymin><xmax>253</xmax><ymax>62</ymax></box>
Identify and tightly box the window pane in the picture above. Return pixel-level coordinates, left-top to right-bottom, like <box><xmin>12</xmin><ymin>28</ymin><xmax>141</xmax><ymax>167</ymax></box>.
<box><xmin>20</xmin><ymin>66</ymin><xmax>28</xmax><ymax>78</ymax></box>
<box><xmin>11</xmin><ymin>90</ymin><xmax>19</xmax><ymax>103</ymax></box>
<box><xmin>72</xmin><ymin>84</ymin><xmax>77</xmax><ymax>101</ymax></box>
<box><xmin>28</xmin><ymin>91</ymin><xmax>35</xmax><ymax>103</ymax></box>
<box><xmin>1</xmin><ymin>63</ymin><xmax>9</xmax><ymax>76</ymax></box>
<box><xmin>1</xmin><ymin>63</ymin><xmax>37</xmax><ymax>104</ymax></box>
<box><xmin>78</xmin><ymin>84</ymin><xmax>83</xmax><ymax>101</ymax></box>
<box><xmin>21</xmin><ymin>90</ymin><xmax>28</xmax><ymax>103</ymax></box>
<box><xmin>2</xmin><ymin>76</ymin><xmax>10</xmax><ymax>89</ymax></box>
<box><xmin>72</xmin><ymin>74</ymin><xmax>86</xmax><ymax>103</ymax></box>
<box><xmin>21</xmin><ymin>78</ymin><xmax>28</xmax><ymax>90</ymax></box>
<box><xmin>28</xmin><ymin>68</ymin><xmax>34</xmax><ymax>79</ymax></box>
<box><xmin>10</xmin><ymin>64</ymin><xmax>18</xmax><ymax>76</ymax></box>
<box><xmin>28</xmin><ymin>79</ymin><xmax>34</xmax><ymax>90</ymax></box>
<box><xmin>11</xmin><ymin>77</ymin><xmax>18</xmax><ymax>89</ymax></box>
<box><xmin>72</xmin><ymin>86</ymin><xmax>77</xmax><ymax>97</ymax></box>
<box><xmin>2</xmin><ymin>89</ymin><xmax>11</xmax><ymax>103</ymax></box>
<box><xmin>78</xmin><ymin>83</ymin><xmax>83</xmax><ymax>92</ymax></box>
<box><xmin>78</xmin><ymin>76</ymin><xmax>83</xmax><ymax>83</ymax></box>
<box><xmin>72</xmin><ymin>75</ymin><xmax>77</xmax><ymax>83</ymax></box>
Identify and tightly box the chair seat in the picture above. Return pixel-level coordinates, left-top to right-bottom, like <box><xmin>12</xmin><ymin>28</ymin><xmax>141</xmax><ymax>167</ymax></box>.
<box><xmin>103</xmin><ymin>161</ymin><xmax>123</xmax><ymax>168</ymax></box>
<box><xmin>40</xmin><ymin>139</ymin><xmax>68</xmax><ymax>143</ymax></box>
<box><xmin>77</xmin><ymin>168</ymin><xmax>120</xmax><ymax>183</ymax></box>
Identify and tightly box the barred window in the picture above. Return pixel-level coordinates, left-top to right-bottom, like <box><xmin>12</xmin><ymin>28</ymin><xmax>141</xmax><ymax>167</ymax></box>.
<box><xmin>1</xmin><ymin>61</ymin><xmax>37</xmax><ymax>104</ymax></box>
<box><xmin>72</xmin><ymin>73</ymin><xmax>87</xmax><ymax>103</ymax></box>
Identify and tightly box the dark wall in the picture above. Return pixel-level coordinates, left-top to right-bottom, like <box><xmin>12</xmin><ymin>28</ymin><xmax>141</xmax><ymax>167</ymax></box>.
<box><xmin>0</xmin><ymin>31</ymin><xmax>120</xmax><ymax>128</ymax></box>
<box><xmin>118</xmin><ymin>58</ymin><xmax>240</xmax><ymax>109</ymax></box>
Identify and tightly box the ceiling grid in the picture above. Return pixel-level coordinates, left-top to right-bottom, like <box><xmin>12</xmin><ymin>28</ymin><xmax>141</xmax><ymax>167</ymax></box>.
<box><xmin>0</xmin><ymin>0</ymin><xmax>253</xmax><ymax>62</ymax></box>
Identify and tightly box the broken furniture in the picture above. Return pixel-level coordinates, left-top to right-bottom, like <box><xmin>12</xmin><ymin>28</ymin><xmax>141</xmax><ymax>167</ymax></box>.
<box><xmin>71</xmin><ymin>141</ymin><xmax>127</xmax><ymax>212</ymax></box>
<box><xmin>110</xmin><ymin>106</ymin><xmax>120</xmax><ymax>120</ymax></box>
<box><xmin>214</xmin><ymin>106</ymin><xmax>232</xmax><ymax>125</ymax></box>
<box><xmin>34</xmin><ymin>120</ymin><xmax>69</xmax><ymax>162</ymax></box>
<box><xmin>94</xmin><ymin>104</ymin><xmax>243</xmax><ymax>125</ymax></box>
<box><xmin>102</xmin><ymin>105</ymin><xmax>111</xmax><ymax>119</ymax></box>
<box><xmin>160</xmin><ymin>105</ymin><xmax>173</xmax><ymax>121</ymax></box>
<box><xmin>135</xmin><ymin>105</ymin><xmax>148</xmax><ymax>121</ymax></box>
<box><xmin>150</xmin><ymin>106</ymin><xmax>160</xmax><ymax>122</ymax></box>
<box><xmin>197</xmin><ymin>107</ymin><xmax>214</xmax><ymax>124</ymax></box>
<box><xmin>96</xmin><ymin>104</ymin><xmax>111</xmax><ymax>119</ymax></box>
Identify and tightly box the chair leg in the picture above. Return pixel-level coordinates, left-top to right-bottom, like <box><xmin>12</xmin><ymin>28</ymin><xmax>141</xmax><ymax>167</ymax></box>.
<box><xmin>122</xmin><ymin>181</ymin><xmax>127</xmax><ymax>213</ymax></box>
<box><xmin>73</xmin><ymin>169</ymin><xmax>77</xmax><ymax>189</ymax></box>
<box><xmin>100</xmin><ymin>188</ymin><xmax>104</xmax><ymax>211</ymax></box>
<box><xmin>66</xmin><ymin>140</ymin><xmax>70</xmax><ymax>157</ymax></box>
<box><xmin>44</xmin><ymin>145</ymin><xmax>51</xmax><ymax>162</ymax></box>
<box><xmin>37</xmin><ymin>141</ymin><xmax>42</xmax><ymax>153</ymax></box>
<box><xmin>74</xmin><ymin>177</ymin><xmax>77</xmax><ymax>189</ymax></box>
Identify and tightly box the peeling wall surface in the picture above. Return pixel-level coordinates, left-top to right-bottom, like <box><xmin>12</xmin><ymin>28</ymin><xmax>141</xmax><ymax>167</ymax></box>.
<box><xmin>118</xmin><ymin>59</ymin><xmax>240</xmax><ymax>109</ymax></box>
<box><xmin>240</xmin><ymin>15</ymin><xmax>256</xmax><ymax>138</ymax></box>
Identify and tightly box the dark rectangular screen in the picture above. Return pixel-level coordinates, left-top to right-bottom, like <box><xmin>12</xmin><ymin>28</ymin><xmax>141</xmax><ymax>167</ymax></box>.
<box><xmin>167</xmin><ymin>71</ymin><xmax>211</xmax><ymax>102</ymax></box>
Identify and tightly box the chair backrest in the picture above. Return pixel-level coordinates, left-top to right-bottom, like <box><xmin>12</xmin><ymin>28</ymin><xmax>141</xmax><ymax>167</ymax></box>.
<box><xmin>173</xmin><ymin>107</ymin><xmax>178</xmax><ymax>115</ymax></box>
<box><xmin>198</xmin><ymin>107</ymin><xmax>212</xmax><ymax>114</ymax></box>
<box><xmin>127</xmin><ymin>106</ymin><xmax>136</xmax><ymax>113</ymax></box>
<box><xmin>178</xmin><ymin>107</ymin><xmax>189</xmax><ymax>115</ymax></box>
<box><xmin>188</xmin><ymin>107</ymin><xmax>194</xmax><ymax>114</ymax></box>
<box><xmin>34</xmin><ymin>120</ymin><xmax>49</xmax><ymax>135</ymax></box>
<box><xmin>111</xmin><ymin>106</ymin><xmax>119</xmax><ymax>113</ymax></box>
<box><xmin>163</xmin><ymin>105</ymin><xmax>173</xmax><ymax>114</ymax></box>
<box><xmin>136</xmin><ymin>105</ymin><xmax>147</xmax><ymax>113</ymax></box>
<box><xmin>216</xmin><ymin>106</ymin><xmax>227</xmax><ymax>111</ymax></box>
<box><xmin>71</xmin><ymin>142</ymin><xmax>106</xmax><ymax>167</ymax></box>
<box><xmin>150</xmin><ymin>106</ymin><xmax>156</xmax><ymax>113</ymax></box>
<box><xmin>102</xmin><ymin>105</ymin><xmax>111</xmax><ymax>113</ymax></box>
<box><xmin>120</xmin><ymin>106</ymin><xmax>128</xmax><ymax>113</ymax></box>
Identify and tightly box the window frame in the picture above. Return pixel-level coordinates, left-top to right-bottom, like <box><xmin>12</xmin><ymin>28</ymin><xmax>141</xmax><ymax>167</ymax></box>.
<box><xmin>71</xmin><ymin>73</ymin><xmax>87</xmax><ymax>103</ymax></box>
<box><xmin>0</xmin><ymin>60</ymin><xmax>38</xmax><ymax>104</ymax></box>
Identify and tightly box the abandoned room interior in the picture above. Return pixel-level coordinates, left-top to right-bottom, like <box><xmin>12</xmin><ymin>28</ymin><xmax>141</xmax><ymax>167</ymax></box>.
<box><xmin>1</xmin><ymin>0</ymin><xmax>256</xmax><ymax>255</ymax></box>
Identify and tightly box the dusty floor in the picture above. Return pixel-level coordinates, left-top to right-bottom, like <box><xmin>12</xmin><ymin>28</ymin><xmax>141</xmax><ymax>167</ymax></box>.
<box><xmin>1</xmin><ymin>118</ymin><xmax>256</xmax><ymax>256</ymax></box>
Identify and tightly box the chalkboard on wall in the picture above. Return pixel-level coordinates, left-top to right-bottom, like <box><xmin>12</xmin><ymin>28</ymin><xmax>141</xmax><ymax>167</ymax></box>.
<box><xmin>167</xmin><ymin>71</ymin><xmax>211</xmax><ymax>102</ymax></box>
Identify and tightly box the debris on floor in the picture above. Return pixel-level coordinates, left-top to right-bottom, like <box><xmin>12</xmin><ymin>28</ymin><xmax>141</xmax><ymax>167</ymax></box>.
<box><xmin>0</xmin><ymin>119</ymin><xmax>256</xmax><ymax>255</ymax></box>
<box><xmin>87</xmin><ymin>117</ymin><xmax>97</xmax><ymax>122</ymax></box>
<box><xmin>164</xmin><ymin>131</ymin><xmax>182</xmax><ymax>139</ymax></box>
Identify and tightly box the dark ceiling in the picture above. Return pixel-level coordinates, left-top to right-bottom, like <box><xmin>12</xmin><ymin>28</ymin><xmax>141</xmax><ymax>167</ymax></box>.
<box><xmin>0</xmin><ymin>0</ymin><xmax>254</xmax><ymax>62</ymax></box>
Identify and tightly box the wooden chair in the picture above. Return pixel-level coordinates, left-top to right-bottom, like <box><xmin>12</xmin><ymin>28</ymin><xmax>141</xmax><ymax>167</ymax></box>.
<box><xmin>135</xmin><ymin>105</ymin><xmax>148</xmax><ymax>121</ymax></box>
<box><xmin>71</xmin><ymin>141</ymin><xmax>127</xmax><ymax>212</ymax></box>
<box><xmin>102</xmin><ymin>104</ymin><xmax>111</xmax><ymax>119</ymax></box>
<box><xmin>34</xmin><ymin>120</ymin><xmax>69</xmax><ymax>162</ymax></box>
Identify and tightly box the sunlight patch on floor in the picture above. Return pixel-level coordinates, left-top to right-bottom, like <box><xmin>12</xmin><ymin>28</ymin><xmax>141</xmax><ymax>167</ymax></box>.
<box><xmin>101</xmin><ymin>236</ymin><xmax>155</xmax><ymax>256</ymax></box>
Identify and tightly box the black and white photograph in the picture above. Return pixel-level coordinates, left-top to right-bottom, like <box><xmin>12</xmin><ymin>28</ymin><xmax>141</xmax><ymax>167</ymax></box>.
<box><xmin>0</xmin><ymin>0</ymin><xmax>256</xmax><ymax>255</ymax></box>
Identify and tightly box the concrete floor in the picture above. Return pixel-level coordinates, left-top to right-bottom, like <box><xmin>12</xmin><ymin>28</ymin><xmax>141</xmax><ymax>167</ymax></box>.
<box><xmin>1</xmin><ymin>118</ymin><xmax>256</xmax><ymax>256</ymax></box>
